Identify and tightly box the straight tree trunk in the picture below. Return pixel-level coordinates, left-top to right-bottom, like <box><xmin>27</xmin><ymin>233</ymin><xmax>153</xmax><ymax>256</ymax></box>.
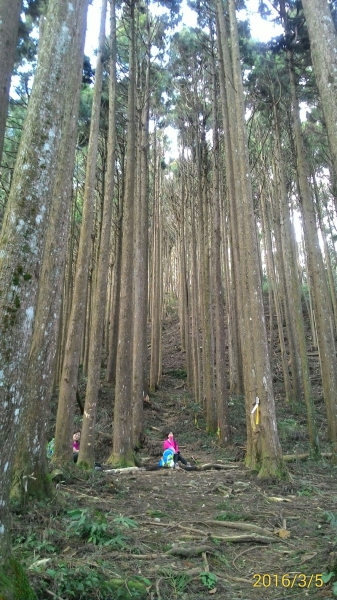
<box><xmin>301</xmin><ymin>0</ymin><xmax>337</xmax><ymax>177</ymax></box>
<box><xmin>132</xmin><ymin>34</ymin><xmax>150</xmax><ymax>444</ymax></box>
<box><xmin>11</xmin><ymin>4</ymin><xmax>88</xmax><ymax>499</ymax></box>
<box><xmin>0</xmin><ymin>0</ymin><xmax>21</xmax><ymax>162</ymax></box>
<box><xmin>288</xmin><ymin>50</ymin><xmax>337</xmax><ymax>458</ymax></box>
<box><xmin>210</xmin><ymin>28</ymin><xmax>230</xmax><ymax>445</ymax></box>
<box><xmin>78</xmin><ymin>0</ymin><xmax>115</xmax><ymax>468</ymax></box>
<box><xmin>0</xmin><ymin>0</ymin><xmax>89</xmax><ymax>570</ymax></box>
<box><xmin>195</xmin><ymin>128</ymin><xmax>216</xmax><ymax>432</ymax></box>
<box><xmin>149</xmin><ymin>152</ymin><xmax>163</xmax><ymax>391</ymax></box>
<box><xmin>226</xmin><ymin>0</ymin><xmax>285</xmax><ymax>477</ymax></box>
<box><xmin>215</xmin><ymin>2</ymin><xmax>244</xmax><ymax>396</ymax></box>
<box><xmin>106</xmin><ymin>197</ymin><xmax>123</xmax><ymax>383</ymax></box>
<box><xmin>109</xmin><ymin>0</ymin><xmax>137</xmax><ymax>466</ymax></box>
<box><xmin>53</xmin><ymin>0</ymin><xmax>107</xmax><ymax>466</ymax></box>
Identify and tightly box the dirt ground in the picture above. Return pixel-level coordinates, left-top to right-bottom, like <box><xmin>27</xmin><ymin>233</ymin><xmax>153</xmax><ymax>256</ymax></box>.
<box><xmin>11</xmin><ymin>309</ymin><xmax>337</xmax><ymax>599</ymax></box>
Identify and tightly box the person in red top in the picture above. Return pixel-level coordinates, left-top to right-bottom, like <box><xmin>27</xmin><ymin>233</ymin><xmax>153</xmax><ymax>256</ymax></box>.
<box><xmin>163</xmin><ymin>431</ymin><xmax>190</xmax><ymax>469</ymax></box>
<box><xmin>73</xmin><ymin>431</ymin><xmax>80</xmax><ymax>463</ymax></box>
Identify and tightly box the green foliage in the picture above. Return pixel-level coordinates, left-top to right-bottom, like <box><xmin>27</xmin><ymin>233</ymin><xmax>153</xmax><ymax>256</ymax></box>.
<box><xmin>158</xmin><ymin>568</ymin><xmax>191</xmax><ymax>597</ymax></box>
<box><xmin>113</xmin><ymin>515</ymin><xmax>138</xmax><ymax>529</ymax></box>
<box><xmin>322</xmin><ymin>572</ymin><xmax>337</xmax><ymax>596</ymax></box>
<box><xmin>278</xmin><ymin>418</ymin><xmax>299</xmax><ymax>441</ymax></box>
<box><xmin>324</xmin><ymin>511</ymin><xmax>337</xmax><ymax>530</ymax></box>
<box><xmin>165</xmin><ymin>368</ymin><xmax>187</xmax><ymax>379</ymax></box>
<box><xmin>66</xmin><ymin>509</ymin><xmax>137</xmax><ymax>547</ymax></box>
<box><xmin>108</xmin><ymin>578</ymin><xmax>149</xmax><ymax>599</ymax></box>
<box><xmin>13</xmin><ymin>531</ymin><xmax>57</xmax><ymax>555</ymax></box>
<box><xmin>0</xmin><ymin>557</ymin><xmax>37</xmax><ymax>600</ymax></box>
<box><xmin>35</xmin><ymin>564</ymin><xmax>129</xmax><ymax>599</ymax></box>
<box><xmin>200</xmin><ymin>571</ymin><xmax>217</xmax><ymax>590</ymax></box>
<box><xmin>67</xmin><ymin>509</ymin><xmax>113</xmax><ymax>546</ymax></box>
<box><xmin>215</xmin><ymin>512</ymin><xmax>243</xmax><ymax>522</ymax></box>
<box><xmin>297</xmin><ymin>486</ymin><xmax>314</xmax><ymax>497</ymax></box>
<box><xmin>321</xmin><ymin>512</ymin><xmax>337</xmax><ymax>595</ymax></box>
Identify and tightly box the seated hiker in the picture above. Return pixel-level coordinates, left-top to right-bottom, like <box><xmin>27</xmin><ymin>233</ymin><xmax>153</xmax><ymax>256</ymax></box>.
<box><xmin>73</xmin><ymin>430</ymin><xmax>81</xmax><ymax>463</ymax></box>
<box><xmin>162</xmin><ymin>431</ymin><xmax>190</xmax><ymax>469</ymax></box>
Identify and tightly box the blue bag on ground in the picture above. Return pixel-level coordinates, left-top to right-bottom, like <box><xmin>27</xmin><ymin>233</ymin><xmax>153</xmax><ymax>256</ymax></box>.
<box><xmin>159</xmin><ymin>448</ymin><xmax>175</xmax><ymax>468</ymax></box>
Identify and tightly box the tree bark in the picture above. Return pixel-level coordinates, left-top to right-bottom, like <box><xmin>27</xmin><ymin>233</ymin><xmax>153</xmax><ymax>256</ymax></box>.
<box><xmin>78</xmin><ymin>0</ymin><xmax>115</xmax><ymax>468</ymax></box>
<box><xmin>301</xmin><ymin>0</ymin><xmax>337</xmax><ymax>177</ymax></box>
<box><xmin>53</xmin><ymin>0</ymin><xmax>107</xmax><ymax>466</ymax></box>
<box><xmin>225</xmin><ymin>0</ymin><xmax>285</xmax><ymax>477</ymax></box>
<box><xmin>0</xmin><ymin>0</ymin><xmax>21</xmax><ymax>162</ymax></box>
<box><xmin>132</xmin><ymin>26</ymin><xmax>150</xmax><ymax>444</ymax></box>
<box><xmin>288</xmin><ymin>49</ymin><xmax>337</xmax><ymax>458</ymax></box>
<box><xmin>0</xmin><ymin>0</ymin><xmax>89</xmax><ymax>568</ymax></box>
<box><xmin>109</xmin><ymin>0</ymin><xmax>137</xmax><ymax>466</ymax></box>
<box><xmin>11</xmin><ymin>3</ymin><xmax>88</xmax><ymax>499</ymax></box>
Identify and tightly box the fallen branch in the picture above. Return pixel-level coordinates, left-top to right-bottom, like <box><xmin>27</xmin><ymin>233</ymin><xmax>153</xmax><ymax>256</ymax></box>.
<box><xmin>104</xmin><ymin>467</ymin><xmax>146</xmax><ymax>474</ymax></box>
<box><xmin>198</xmin><ymin>463</ymin><xmax>242</xmax><ymax>470</ymax></box>
<box><xmin>178</xmin><ymin>533</ymin><xmax>276</xmax><ymax>544</ymax></box>
<box><xmin>166</xmin><ymin>545</ymin><xmax>215</xmax><ymax>557</ymax></box>
<box><xmin>155</xmin><ymin>577</ymin><xmax>163</xmax><ymax>600</ymax></box>
<box><xmin>204</xmin><ymin>520</ymin><xmax>273</xmax><ymax>537</ymax></box>
<box><xmin>202</xmin><ymin>551</ymin><xmax>209</xmax><ymax>573</ymax></box>
<box><xmin>283</xmin><ymin>452</ymin><xmax>331</xmax><ymax>462</ymax></box>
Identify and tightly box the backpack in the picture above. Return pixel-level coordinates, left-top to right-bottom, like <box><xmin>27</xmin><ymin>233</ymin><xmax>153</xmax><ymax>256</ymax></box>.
<box><xmin>159</xmin><ymin>448</ymin><xmax>175</xmax><ymax>468</ymax></box>
<box><xmin>46</xmin><ymin>438</ymin><xmax>55</xmax><ymax>459</ymax></box>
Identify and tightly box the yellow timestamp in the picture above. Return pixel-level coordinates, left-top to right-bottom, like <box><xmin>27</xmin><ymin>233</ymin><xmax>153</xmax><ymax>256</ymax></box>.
<box><xmin>252</xmin><ymin>573</ymin><xmax>323</xmax><ymax>588</ymax></box>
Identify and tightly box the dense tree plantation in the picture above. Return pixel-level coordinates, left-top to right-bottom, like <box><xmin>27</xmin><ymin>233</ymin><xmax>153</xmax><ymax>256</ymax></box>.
<box><xmin>1</xmin><ymin>0</ymin><xmax>337</xmax><ymax>597</ymax></box>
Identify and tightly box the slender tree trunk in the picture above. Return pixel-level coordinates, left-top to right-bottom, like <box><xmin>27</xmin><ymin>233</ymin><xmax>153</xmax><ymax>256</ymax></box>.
<box><xmin>106</xmin><ymin>197</ymin><xmax>122</xmax><ymax>383</ymax></box>
<box><xmin>301</xmin><ymin>0</ymin><xmax>337</xmax><ymax>177</ymax></box>
<box><xmin>53</xmin><ymin>0</ymin><xmax>107</xmax><ymax>466</ymax></box>
<box><xmin>0</xmin><ymin>0</ymin><xmax>21</xmax><ymax>162</ymax></box>
<box><xmin>149</xmin><ymin>152</ymin><xmax>163</xmax><ymax>391</ymax></box>
<box><xmin>79</xmin><ymin>0</ymin><xmax>115</xmax><ymax>468</ymax></box>
<box><xmin>226</xmin><ymin>0</ymin><xmax>285</xmax><ymax>477</ymax></box>
<box><xmin>109</xmin><ymin>0</ymin><xmax>137</xmax><ymax>466</ymax></box>
<box><xmin>195</xmin><ymin>128</ymin><xmax>216</xmax><ymax>432</ymax></box>
<box><xmin>313</xmin><ymin>172</ymin><xmax>337</xmax><ymax>333</ymax></box>
<box><xmin>132</xmin><ymin>13</ymin><xmax>150</xmax><ymax>446</ymax></box>
<box><xmin>190</xmin><ymin>194</ymin><xmax>202</xmax><ymax>406</ymax></box>
<box><xmin>210</xmin><ymin>28</ymin><xmax>230</xmax><ymax>444</ymax></box>
<box><xmin>215</xmin><ymin>1</ymin><xmax>244</xmax><ymax>396</ymax></box>
<box><xmin>288</xmin><ymin>49</ymin><xmax>337</xmax><ymax>458</ymax></box>
<box><xmin>260</xmin><ymin>190</ymin><xmax>292</xmax><ymax>404</ymax></box>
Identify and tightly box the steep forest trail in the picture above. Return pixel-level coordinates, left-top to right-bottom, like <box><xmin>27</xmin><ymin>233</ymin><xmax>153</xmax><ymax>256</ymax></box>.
<box><xmin>14</xmin><ymin>309</ymin><xmax>337</xmax><ymax>600</ymax></box>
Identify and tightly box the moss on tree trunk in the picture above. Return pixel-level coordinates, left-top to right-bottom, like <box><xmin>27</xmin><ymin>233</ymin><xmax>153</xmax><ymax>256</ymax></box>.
<box><xmin>0</xmin><ymin>557</ymin><xmax>37</xmax><ymax>600</ymax></box>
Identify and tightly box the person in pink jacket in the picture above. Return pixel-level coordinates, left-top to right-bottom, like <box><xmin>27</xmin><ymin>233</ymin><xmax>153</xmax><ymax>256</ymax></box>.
<box><xmin>163</xmin><ymin>431</ymin><xmax>190</xmax><ymax>468</ymax></box>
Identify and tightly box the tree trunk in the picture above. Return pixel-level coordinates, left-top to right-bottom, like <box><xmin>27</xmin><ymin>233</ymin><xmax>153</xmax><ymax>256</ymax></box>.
<box><xmin>210</xmin><ymin>26</ymin><xmax>230</xmax><ymax>445</ymax></box>
<box><xmin>11</xmin><ymin>4</ymin><xmax>88</xmax><ymax>499</ymax></box>
<box><xmin>0</xmin><ymin>0</ymin><xmax>21</xmax><ymax>162</ymax></box>
<box><xmin>288</xmin><ymin>49</ymin><xmax>337</xmax><ymax>458</ymax></box>
<box><xmin>78</xmin><ymin>0</ymin><xmax>115</xmax><ymax>468</ymax></box>
<box><xmin>0</xmin><ymin>0</ymin><xmax>89</xmax><ymax>571</ymax></box>
<box><xmin>53</xmin><ymin>0</ymin><xmax>107</xmax><ymax>466</ymax></box>
<box><xmin>215</xmin><ymin>1</ymin><xmax>244</xmax><ymax>396</ymax></box>
<box><xmin>132</xmin><ymin>30</ymin><xmax>150</xmax><ymax>444</ymax></box>
<box><xmin>109</xmin><ymin>0</ymin><xmax>137</xmax><ymax>466</ymax></box>
<box><xmin>302</xmin><ymin>0</ymin><xmax>337</xmax><ymax>177</ymax></box>
<box><xmin>149</xmin><ymin>142</ymin><xmax>163</xmax><ymax>392</ymax></box>
<box><xmin>225</xmin><ymin>0</ymin><xmax>285</xmax><ymax>477</ymax></box>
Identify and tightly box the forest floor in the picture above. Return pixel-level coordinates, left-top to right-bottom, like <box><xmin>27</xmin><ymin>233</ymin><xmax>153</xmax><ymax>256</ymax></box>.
<box><xmin>11</xmin><ymin>307</ymin><xmax>337</xmax><ymax>600</ymax></box>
